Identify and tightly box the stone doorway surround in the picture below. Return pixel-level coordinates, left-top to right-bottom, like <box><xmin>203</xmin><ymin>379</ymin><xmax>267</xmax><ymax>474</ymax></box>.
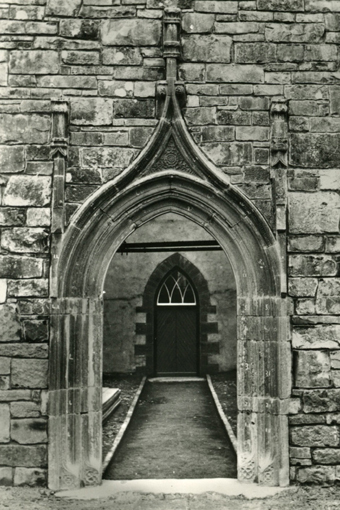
<box><xmin>49</xmin><ymin>8</ymin><xmax>290</xmax><ymax>491</ymax></box>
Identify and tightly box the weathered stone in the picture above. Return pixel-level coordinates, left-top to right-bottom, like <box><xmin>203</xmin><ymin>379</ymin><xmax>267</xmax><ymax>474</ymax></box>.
<box><xmin>11</xmin><ymin>418</ymin><xmax>47</xmax><ymax>444</ymax></box>
<box><xmin>130</xmin><ymin>127</ymin><xmax>153</xmax><ymax>148</ymax></box>
<box><xmin>3</xmin><ymin>176</ymin><xmax>51</xmax><ymax>207</ymax></box>
<box><xmin>101</xmin><ymin>19</ymin><xmax>161</xmax><ymax>46</ymax></box>
<box><xmin>17</xmin><ymin>300</ymin><xmax>50</xmax><ymax>316</ymax></box>
<box><xmin>11</xmin><ymin>359</ymin><xmax>48</xmax><ymax>389</ymax></box>
<box><xmin>313</xmin><ymin>448</ymin><xmax>340</xmax><ymax>464</ymax></box>
<box><xmin>288</xmin><ymin>235</ymin><xmax>324</xmax><ymax>253</ymax></box>
<box><xmin>1</xmin><ymin>228</ymin><xmax>49</xmax><ymax>254</ymax></box>
<box><xmin>7</xmin><ymin>279</ymin><xmax>48</xmax><ymax>298</ymax></box>
<box><xmin>195</xmin><ymin>1</ymin><xmax>238</xmax><ymax>12</ymax></box>
<box><xmin>26</xmin><ymin>209</ymin><xmax>50</xmax><ymax>227</ymax></box>
<box><xmin>0</xmin><ymin>256</ymin><xmax>43</xmax><ymax>279</ymax></box>
<box><xmin>0</xmin><ymin>390</ymin><xmax>31</xmax><ymax>402</ymax></box>
<box><xmin>291</xmin><ymin>425</ymin><xmax>340</xmax><ymax>447</ymax></box>
<box><xmin>289</xmin><ymin>192</ymin><xmax>340</xmax><ymax>234</ymax></box>
<box><xmin>65</xmin><ymin>185</ymin><xmax>98</xmax><ymax>203</ymax></box>
<box><xmin>0</xmin><ymin>344</ymin><xmax>48</xmax><ymax>358</ymax></box>
<box><xmin>0</xmin><ymin>115</ymin><xmax>50</xmax><ymax>144</ymax></box>
<box><xmin>0</xmin><ymin>280</ymin><xmax>6</xmax><ymax>304</ymax></box>
<box><xmin>178</xmin><ymin>63</ymin><xmax>205</xmax><ymax>81</ymax></box>
<box><xmin>113</xmin><ymin>99</ymin><xmax>154</xmax><ymax>118</ymax></box>
<box><xmin>46</xmin><ymin>0</ymin><xmax>81</xmax><ymax>16</ymax></box>
<box><xmin>288</xmin><ymin>278</ymin><xmax>318</xmax><ymax>297</ymax></box>
<box><xmin>217</xmin><ymin>109</ymin><xmax>251</xmax><ymax>125</ymax></box>
<box><xmin>258</xmin><ymin>0</ymin><xmax>304</xmax><ymax>9</ymax></box>
<box><xmin>38</xmin><ymin>75</ymin><xmax>97</xmax><ymax>89</ymax></box>
<box><xmin>236</xmin><ymin>126</ymin><xmax>269</xmax><ymax>141</ymax></box>
<box><xmin>0</xmin><ymin>146</ymin><xmax>24</xmax><ymax>173</ymax></box>
<box><xmin>331</xmin><ymin>351</ymin><xmax>340</xmax><ymax>370</ymax></box>
<box><xmin>0</xmin><ymin>404</ymin><xmax>10</xmax><ymax>442</ymax></box>
<box><xmin>81</xmin><ymin>147</ymin><xmax>137</xmax><ymax>170</ymax></box>
<box><xmin>14</xmin><ymin>468</ymin><xmax>46</xmax><ymax>487</ymax></box>
<box><xmin>22</xmin><ymin>320</ymin><xmax>48</xmax><ymax>342</ymax></box>
<box><xmin>295</xmin><ymin>350</ymin><xmax>331</xmax><ymax>388</ymax></box>
<box><xmin>0</xmin><ymin>467</ymin><xmax>12</xmax><ymax>486</ymax></box>
<box><xmin>98</xmin><ymin>80</ymin><xmax>134</xmax><ymax>97</ymax></box>
<box><xmin>265</xmin><ymin>23</ymin><xmax>324</xmax><ymax>43</ymax></box>
<box><xmin>290</xmin><ymin>134</ymin><xmax>340</xmax><ymax>168</ymax></box>
<box><xmin>207</xmin><ymin>64</ymin><xmax>264</xmax><ymax>83</ymax></box>
<box><xmin>293</xmin><ymin>325</ymin><xmax>340</xmax><ymax>349</ymax></box>
<box><xmin>305</xmin><ymin>0</ymin><xmax>340</xmax><ymax>12</ymax></box>
<box><xmin>59</xmin><ymin>19</ymin><xmax>99</xmax><ymax>39</ymax></box>
<box><xmin>9</xmin><ymin>50</ymin><xmax>59</xmax><ymax>74</ymax></box>
<box><xmin>185</xmin><ymin>107</ymin><xmax>216</xmax><ymax>125</ymax></box>
<box><xmin>183</xmin><ymin>35</ymin><xmax>232</xmax><ymax>63</ymax></box>
<box><xmin>70</xmin><ymin>97</ymin><xmax>113</xmax><ymax>126</ymax></box>
<box><xmin>215</xmin><ymin>22</ymin><xmax>259</xmax><ymax>34</ymax></box>
<box><xmin>0</xmin><ymin>357</ymin><xmax>10</xmax><ymax>375</ymax></box>
<box><xmin>289</xmin><ymin>413</ymin><xmax>326</xmax><ymax>425</ymax></box>
<box><xmin>134</xmin><ymin>82</ymin><xmax>155</xmax><ymax>98</ymax></box>
<box><xmin>0</xmin><ymin>445</ymin><xmax>47</xmax><ymax>467</ymax></box>
<box><xmin>290</xmin><ymin>100</ymin><xmax>329</xmax><ymax>117</ymax></box>
<box><xmin>295</xmin><ymin>299</ymin><xmax>316</xmax><ymax>315</ymax></box>
<box><xmin>0</xmin><ymin>303</ymin><xmax>20</xmax><ymax>342</ymax></box>
<box><xmin>201</xmin><ymin>142</ymin><xmax>252</xmax><ymax>166</ymax></box>
<box><xmin>235</xmin><ymin>43</ymin><xmax>276</xmax><ymax>63</ymax></box>
<box><xmin>102</xmin><ymin>47</ymin><xmax>142</xmax><ymax>66</ymax></box>
<box><xmin>0</xmin><ymin>208</ymin><xmax>26</xmax><ymax>226</ymax></box>
<box><xmin>11</xmin><ymin>402</ymin><xmax>40</xmax><ymax>418</ymax></box>
<box><xmin>289</xmin><ymin>446</ymin><xmax>311</xmax><ymax>459</ymax></box>
<box><xmin>304</xmin><ymin>389</ymin><xmax>340</xmax><ymax>413</ymax></box>
<box><xmin>182</xmin><ymin>13</ymin><xmax>214</xmax><ymax>33</ymax></box>
<box><xmin>296</xmin><ymin>466</ymin><xmax>337</xmax><ymax>484</ymax></box>
<box><xmin>289</xmin><ymin>255</ymin><xmax>337</xmax><ymax>277</ymax></box>
<box><xmin>285</xmin><ymin>85</ymin><xmax>329</xmax><ymax>100</ymax></box>
<box><xmin>316</xmin><ymin>279</ymin><xmax>340</xmax><ymax>314</ymax></box>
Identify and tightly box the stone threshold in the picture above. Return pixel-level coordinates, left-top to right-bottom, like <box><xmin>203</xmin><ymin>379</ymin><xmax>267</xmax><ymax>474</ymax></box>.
<box><xmin>148</xmin><ymin>377</ymin><xmax>205</xmax><ymax>382</ymax></box>
<box><xmin>102</xmin><ymin>376</ymin><xmax>147</xmax><ymax>473</ymax></box>
<box><xmin>102</xmin><ymin>387</ymin><xmax>121</xmax><ymax>422</ymax></box>
<box><xmin>55</xmin><ymin>478</ymin><xmax>291</xmax><ymax>500</ymax></box>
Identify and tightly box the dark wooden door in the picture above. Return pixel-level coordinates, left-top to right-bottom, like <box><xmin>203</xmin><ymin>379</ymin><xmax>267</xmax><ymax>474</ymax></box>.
<box><xmin>156</xmin><ymin>306</ymin><xmax>198</xmax><ymax>376</ymax></box>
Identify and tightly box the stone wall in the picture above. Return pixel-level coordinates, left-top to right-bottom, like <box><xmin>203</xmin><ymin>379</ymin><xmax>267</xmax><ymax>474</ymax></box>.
<box><xmin>103</xmin><ymin>213</ymin><xmax>237</xmax><ymax>374</ymax></box>
<box><xmin>1</xmin><ymin>0</ymin><xmax>340</xmax><ymax>487</ymax></box>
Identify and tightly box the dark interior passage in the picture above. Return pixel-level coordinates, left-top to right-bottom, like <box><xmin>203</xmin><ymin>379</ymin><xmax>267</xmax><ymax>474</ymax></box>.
<box><xmin>104</xmin><ymin>381</ymin><xmax>237</xmax><ymax>480</ymax></box>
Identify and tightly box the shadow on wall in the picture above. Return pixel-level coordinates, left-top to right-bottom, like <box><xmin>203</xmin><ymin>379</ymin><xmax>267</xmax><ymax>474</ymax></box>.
<box><xmin>103</xmin><ymin>213</ymin><xmax>237</xmax><ymax>375</ymax></box>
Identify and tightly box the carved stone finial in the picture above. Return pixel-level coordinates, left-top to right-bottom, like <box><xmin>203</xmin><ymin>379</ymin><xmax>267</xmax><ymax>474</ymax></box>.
<box><xmin>163</xmin><ymin>7</ymin><xmax>181</xmax><ymax>61</ymax></box>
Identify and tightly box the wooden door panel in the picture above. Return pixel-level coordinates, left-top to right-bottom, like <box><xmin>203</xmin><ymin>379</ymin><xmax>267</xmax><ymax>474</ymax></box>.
<box><xmin>156</xmin><ymin>306</ymin><xmax>197</xmax><ymax>375</ymax></box>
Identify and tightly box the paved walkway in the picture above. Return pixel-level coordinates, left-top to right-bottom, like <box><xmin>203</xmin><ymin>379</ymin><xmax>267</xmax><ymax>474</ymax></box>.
<box><xmin>104</xmin><ymin>380</ymin><xmax>237</xmax><ymax>480</ymax></box>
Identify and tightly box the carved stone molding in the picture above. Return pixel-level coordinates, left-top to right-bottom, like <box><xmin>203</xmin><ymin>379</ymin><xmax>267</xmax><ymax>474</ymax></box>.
<box><xmin>270</xmin><ymin>99</ymin><xmax>288</xmax><ymax>169</ymax></box>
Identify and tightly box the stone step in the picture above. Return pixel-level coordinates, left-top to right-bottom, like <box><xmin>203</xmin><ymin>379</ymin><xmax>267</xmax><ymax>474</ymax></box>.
<box><xmin>102</xmin><ymin>388</ymin><xmax>121</xmax><ymax>422</ymax></box>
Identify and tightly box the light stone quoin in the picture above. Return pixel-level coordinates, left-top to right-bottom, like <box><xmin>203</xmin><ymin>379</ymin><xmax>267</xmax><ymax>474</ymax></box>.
<box><xmin>0</xmin><ymin>0</ymin><xmax>339</xmax><ymax>491</ymax></box>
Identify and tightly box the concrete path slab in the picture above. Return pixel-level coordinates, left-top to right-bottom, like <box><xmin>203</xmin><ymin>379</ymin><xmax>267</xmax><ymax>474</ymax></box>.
<box><xmin>55</xmin><ymin>478</ymin><xmax>290</xmax><ymax>500</ymax></box>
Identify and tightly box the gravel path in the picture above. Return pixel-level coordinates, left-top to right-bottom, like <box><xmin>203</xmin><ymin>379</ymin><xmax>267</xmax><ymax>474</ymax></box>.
<box><xmin>104</xmin><ymin>380</ymin><xmax>237</xmax><ymax>480</ymax></box>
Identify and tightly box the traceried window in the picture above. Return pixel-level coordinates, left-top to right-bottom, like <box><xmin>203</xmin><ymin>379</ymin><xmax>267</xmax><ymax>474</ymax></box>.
<box><xmin>157</xmin><ymin>270</ymin><xmax>196</xmax><ymax>306</ymax></box>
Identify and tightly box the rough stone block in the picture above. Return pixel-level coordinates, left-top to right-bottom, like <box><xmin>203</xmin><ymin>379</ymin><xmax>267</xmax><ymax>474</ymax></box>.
<box><xmin>291</xmin><ymin>133</ymin><xmax>340</xmax><ymax>168</ymax></box>
<box><xmin>11</xmin><ymin>359</ymin><xmax>48</xmax><ymax>389</ymax></box>
<box><xmin>313</xmin><ymin>448</ymin><xmax>340</xmax><ymax>464</ymax></box>
<box><xmin>3</xmin><ymin>176</ymin><xmax>51</xmax><ymax>207</ymax></box>
<box><xmin>70</xmin><ymin>97</ymin><xmax>113</xmax><ymax>125</ymax></box>
<box><xmin>11</xmin><ymin>402</ymin><xmax>40</xmax><ymax>418</ymax></box>
<box><xmin>207</xmin><ymin>64</ymin><xmax>264</xmax><ymax>83</ymax></box>
<box><xmin>38</xmin><ymin>75</ymin><xmax>97</xmax><ymax>89</ymax></box>
<box><xmin>236</xmin><ymin>126</ymin><xmax>269</xmax><ymax>141</ymax></box>
<box><xmin>0</xmin><ymin>303</ymin><xmax>20</xmax><ymax>342</ymax></box>
<box><xmin>289</xmin><ymin>192</ymin><xmax>340</xmax><ymax>234</ymax></box>
<box><xmin>258</xmin><ymin>0</ymin><xmax>304</xmax><ymax>9</ymax></box>
<box><xmin>0</xmin><ymin>358</ymin><xmax>10</xmax><ymax>375</ymax></box>
<box><xmin>113</xmin><ymin>99</ymin><xmax>154</xmax><ymax>118</ymax></box>
<box><xmin>286</xmin><ymin>84</ymin><xmax>328</xmax><ymax>100</ymax></box>
<box><xmin>195</xmin><ymin>1</ymin><xmax>238</xmax><ymax>12</ymax></box>
<box><xmin>293</xmin><ymin>325</ymin><xmax>340</xmax><ymax>349</ymax></box>
<box><xmin>183</xmin><ymin>35</ymin><xmax>232</xmax><ymax>63</ymax></box>
<box><xmin>0</xmin><ymin>445</ymin><xmax>47</xmax><ymax>467</ymax></box>
<box><xmin>7</xmin><ymin>279</ymin><xmax>48</xmax><ymax>298</ymax></box>
<box><xmin>59</xmin><ymin>19</ymin><xmax>99</xmax><ymax>39</ymax></box>
<box><xmin>0</xmin><ymin>209</ymin><xmax>26</xmax><ymax>226</ymax></box>
<box><xmin>0</xmin><ymin>467</ymin><xmax>12</xmax><ymax>486</ymax></box>
<box><xmin>22</xmin><ymin>320</ymin><xmax>48</xmax><ymax>342</ymax></box>
<box><xmin>14</xmin><ymin>467</ymin><xmax>46</xmax><ymax>487</ymax></box>
<box><xmin>288</xmin><ymin>278</ymin><xmax>318</xmax><ymax>297</ymax></box>
<box><xmin>305</xmin><ymin>0</ymin><xmax>340</xmax><ymax>12</ymax></box>
<box><xmin>0</xmin><ymin>146</ymin><xmax>24</xmax><ymax>174</ymax></box>
<box><xmin>289</xmin><ymin>446</ymin><xmax>311</xmax><ymax>459</ymax></box>
<box><xmin>296</xmin><ymin>466</ymin><xmax>337</xmax><ymax>484</ymax></box>
<box><xmin>182</xmin><ymin>13</ymin><xmax>214</xmax><ymax>33</ymax></box>
<box><xmin>26</xmin><ymin>209</ymin><xmax>50</xmax><ymax>227</ymax></box>
<box><xmin>201</xmin><ymin>142</ymin><xmax>252</xmax><ymax>166</ymax></box>
<box><xmin>0</xmin><ymin>281</ymin><xmax>6</xmax><ymax>305</ymax></box>
<box><xmin>102</xmin><ymin>47</ymin><xmax>142</xmax><ymax>66</ymax></box>
<box><xmin>185</xmin><ymin>107</ymin><xmax>216</xmax><ymax>125</ymax></box>
<box><xmin>295</xmin><ymin>298</ymin><xmax>315</xmax><ymax>315</ymax></box>
<box><xmin>0</xmin><ymin>344</ymin><xmax>48</xmax><ymax>359</ymax></box>
<box><xmin>0</xmin><ymin>115</ymin><xmax>50</xmax><ymax>144</ymax></box>
<box><xmin>265</xmin><ymin>23</ymin><xmax>324</xmax><ymax>42</ymax></box>
<box><xmin>1</xmin><ymin>228</ymin><xmax>48</xmax><ymax>254</ymax></box>
<box><xmin>46</xmin><ymin>0</ymin><xmax>82</xmax><ymax>16</ymax></box>
<box><xmin>9</xmin><ymin>51</ymin><xmax>59</xmax><ymax>74</ymax></box>
<box><xmin>295</xmin><ymin>350</ymin><xmax>331</xmax><ymax>388</ymax></box>
<box><xmin>0</xmin><ymin>404</ymin><xmax>10</xmax><ymax>442</ymax></box>
<box><xmin>291</xmin><ymin>425</ymin><xmax>340</xmax><ymax>447</ymax></box>
<box><xmin>134</xmin><ymin>82</ymin><xmax>155</xmax><ymax>98</ymax></box>
<box><xmin>217</xmin><ymin>109</ymin><xmax>251</xmax><ymax>125</ymax></box>
<box><xmin>288</xmin><ymin>235</ymin><xmax>324</xmax><ymax>253</ymax></box>
<box><xmin>81</xmin><ymin>147</ymin><xmax>137</xmax><ymax>169</ymax></box>
<box><xmin>289</xmin><ymin>254</ymin><xmax>337</xmax><ymax>277</ymax></box>
<box><xmin>0</xmin><ymin>256</ymin><xmax>43</xmax><ymax>279</ymax></box>
<box><xmin>235</xmin><ymin>43</ymin><xmax>276</xmax><ymax>63</ymax></box>
<box><xmin>215</xmin><ymin>22</ymin><xmax>259</xmax><ymax>34</ymax></box>
<box><xmin>11</xmin><ymin>418</ymin><xmax>47</xmax><ymax>444</ymax></box>
<box><xmin>179</xmin><ymin>63</ymin><xmax>205</xmax><ymax>81</ymax></box>
<box><xmin>101</xmin><ymin>19</ymin><xmax>161</xmax><ymax>46</ymax></box>
<box><xmin>277</xmin><ymin>44</ymin><xmax>304</xmax><ymax>62</ymax></box>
